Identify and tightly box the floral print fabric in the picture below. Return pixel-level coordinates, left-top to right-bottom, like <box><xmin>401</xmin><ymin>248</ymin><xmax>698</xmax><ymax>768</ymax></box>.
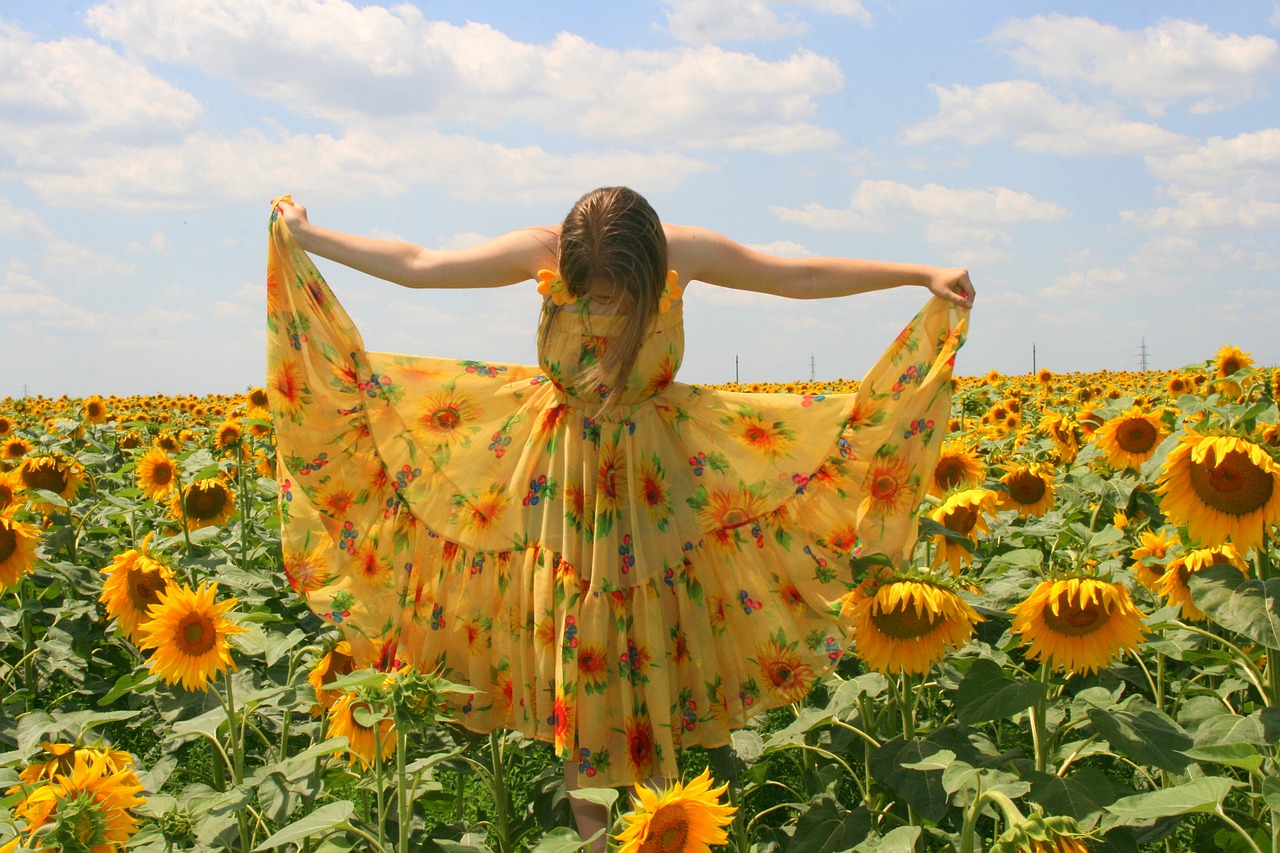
<box><xmin>266</xmin><ymin>199</ymin><xmax>968</xmax><ymax>786</ymax></box>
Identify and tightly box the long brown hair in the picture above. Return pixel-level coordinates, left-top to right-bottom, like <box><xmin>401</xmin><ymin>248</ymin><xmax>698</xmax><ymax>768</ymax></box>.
<box><xmin>544</xmin><ymin>187</ymin><xmax>668</xmax><ymax>411</ymax></box>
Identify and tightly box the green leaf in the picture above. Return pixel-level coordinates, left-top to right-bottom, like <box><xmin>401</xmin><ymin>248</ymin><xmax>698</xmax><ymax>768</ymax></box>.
<box><xmin>1262</xmin><ymin>777</ymin><xmax>1280</xmax><ymax>813</ymax></box>
<box><xmin>784</xmin><ymin>790</ymin><xmax>870</xmax><ymax>853</ymax></box>
<box><xmin>568</xmin><ymin>787</ymin><xmax>619</xmax><ymax>810</ymax></box>
<box><xmin>98</xmin><ymin>669</ymin><xmax>158</xmax><ymax>706</ymax></box>
<box><xmin>1179</xmin><ymin>742</ymin><xmax>1264</xmax><ymax>772</ymax></box>
<box><xmin>869</xmin><ymin>740</ymin><xmax>951</xmax><ymax>822</ymax></box>
<box><xmin>529</xmin><ymin>827</ymin><xmax>589</xmax><ymax>852</ymax></box>
<box><xmin>954</xmin><ymin>658</ymin><xmax>1045</xmax><ymax>725</ymax></box>
<box><xmin>1026</xmin><ymin>768</ymin><xmax>1119</xmax><ymax>829</ymax></box>
<box><xmin>1188</xmin><ymin>566</ymin><xmax>1280</xmax><ymax>649</ymax></box>
<box><xmin>1103</xmin><ymin>777</ymin><xmax>1240</xmax><ymax>828</ymax></box>
<box><xmin>854</xmin><ymin>826</ymin><xmax>922</xmax><ymax>852</ymax></box>
<box><xmin>1086</xmin><ymin>696</ymin><xmax>1194</xmax><ymax>773</ymax></box>
<box><xmin>252</xmin><ymin>801</ymin><xmax>355</xmax><ymax>851</ymax></box>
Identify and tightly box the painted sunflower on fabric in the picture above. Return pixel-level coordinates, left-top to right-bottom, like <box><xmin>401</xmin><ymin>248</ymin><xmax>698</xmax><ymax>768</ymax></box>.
<box><xmin>1155</xmin><ymin>432</ymin><xmax>1280</xmax><ymax>553</ymax></box>
<box><xmin>1093</xmin><ymin>406</ymin><xmax>1169</xmax><ymax>470</ymax></box>
<box><xmin>0</xmin><ymin>513</ymin><xmax>40</xmax><ymax>592</ymax></box>
<box><xmin>1156</xmin><ymin>544</ymin><xmax>1247</xmax><ymax>621</ymax></box>
<box><xmin>615</xmin><ymin>768</ymin><xmax>736</xmax><ymax>853</ymax></box>
<box><xmin>137</xmin><ymin>581</ymin><xmax>247</xmax><ymax>692</ymax></box>
<box><xmin>1010</xmin><ymin>577</ymin><xmax>1146</xmax><ymax>676</ymax></box>
<box><xmin>928</xmin><ymin>489</ymin><xmax>995</xmax><ymax>575</ymax></box>
<box><xmin>327</xmin><ymin>693</ymin><xmax>396</xmax><ymax>767</ymax></box>
<box><xmin>928</xmin><ymin>440</ymin><xmax>986</xmax><ymax>498</ymax></box>
<box><xmin>99</xmin><ymin>543</ymin><xmax>175</xmax><ymax>645</ymax></box>
<box><xmin>845</xmin><ymin>577</ymin><xmax>981</xmax><ymax>675</ymax></box>
<box><xmin>996</xmin><ymin>463</ymin><xmax>1056</xmax><ymax>518</ymax></box>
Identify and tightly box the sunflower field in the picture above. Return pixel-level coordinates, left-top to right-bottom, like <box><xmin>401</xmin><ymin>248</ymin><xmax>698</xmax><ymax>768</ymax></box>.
<box><xmin>1</xmin><ymin>346</ymin><xmax>1279</xmax><ymax>853</ymax></box>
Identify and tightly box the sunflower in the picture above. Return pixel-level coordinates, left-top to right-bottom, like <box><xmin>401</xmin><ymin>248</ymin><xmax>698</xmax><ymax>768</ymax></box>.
<box><xmin>753</xmin><ymin>638</ymin><xmax>816</xmax><ymax>703</ymax></box>
<box><xmin>1093</xmin><ymin>407</ymin><xmax>1169</xmax><ymax>470</ymax></box>
<box><xmin>997</xmin><ymin>463</ymin><xmax>1056</xmax><ymax>518</ymax></box>
<box><xmin>413</xmin><ymin>390</ymin><xmax>482</xmax><ymax>447</ymax></box>
<box><xmin>134</xmin><ymin>447</ymin><xmax>179</xmax><ymax>501</ymax></box>
<box><xmin>1038</xmin><ymin>412</ymin><xmax>1080</xmax><ymax>463</ymax></box>
<box><xmin>0</xmin><ymin>415</ymin><xmax>10</xmax><ymax>437</ymax></box>
<box><xmin>861</xmin><ymin>452</ymin><xmax>919</xmax><ymax>519</ymax></box>
<box><xmin>154</xmin><ymin>432</ymin><xmax>182</xmax><ymax>453</ymax></box>
<box><xmin>1129</xmin><ymin>529</ymin><xmax>1176</xmax><ymax>592</ymax></box>
<box><xmin>1036</xmin><ymin>368</ymin><xmax>1053</xmax><ymax>387</ymax></box>
<box><xmin>1156</xmin><ymin>544</ymin><xmax>1247</xmax><ymax>621</ymax></box>
<box><xmin>15</xmin><ymin>742</ymin><xmax>135</xmax><ymax>787</ymax></box>
<box><xmin>1166</xmin><ymin>373</ymin><xmax>1191</xmax><ymax>397</ymax></box>
<box><xmin>928</xmin><ymin>489</ymin><xmax>995</xmax><ymax>575</ymax></box>
<box><xmin>308</xmin><ymin>640</ymin><xmax>355</xmax><ymax>711</ymax></box>
<box><xmin>18</xmin><ymin>453</ymin><xmax>85</xmax><ymax>501</ymax></box>
<box><xmin>1155</xmin><ymin>433</ymin><xmax>1280</xmax><ymax>553</ymax></box>
<box><xmin>83</xmin><ymin>395</ymin><xmax>109</xmax><ymax>424</ymax></box>
<box><xmin>214</xmin><ymin>419</ymin><xmax>243</xmax><ymax>449</ymax></box>
<box><xmin>326</xmin><ymin>692</ymin><xmax>395</xmax><ymax>767</ymax></box>
<box><xmin>171</xmin><ymin>478</ymin><xmax>236</xmax><ymax>530</ymax></box>
<box><xmin>246</xmin><ymin>387</ymin><xmax>271</xmax><ymax>410</ymax></box>
<box><xmin>2</xmin><ymin>436</ymin><xmax>32</xmax><ymax>461</ymax></box>
<box><xmin>0</xmin><ymin>470</ymin><xmax>21</xmax><ymax>513</ymax></box>
<box><xmin>99</xmin><ymin>545</ymin><xmax>175</xmax><ymax>645</ymax></box>
<box><xmin>728</xmin><ymin>410</ymin><xmax>794</xmax><ymax>459</ymax></box>
<box><xmin>846</xmin><ymin>578</ymin><xmax>981</xmax><ymax>675</ymax></box>
<box><xmin>615</xmin><ymin>768</ymin><xmax>736</xmax><ymax>853</ymax></box>
<box><xmin>929</xmin><ymin>441</ymin><xmax>985</xmax><ymax>497</ymax></box>
<box><xmin>12</xmin><ymin>750</ymin><xmax>144</xmax><ymax>852</ymax></box>
<box><xmin>0</xmin><ymin>514</ymin><xmax>41</xmax><ymax>592</ymax></box>
<box><xmin>1011</xmin><ymin>578</ymin><xmax>1147</xmax><ymax>675</ymax></box>
<box><xmin>1213</xmin><ymin>344</ymin><xmax>1254</xmax><ymax>399</ymax></box>
<box><xmin>137</xmin><ymin>582</ymin><xmax>246</xmax><ymax>691</ymax></box>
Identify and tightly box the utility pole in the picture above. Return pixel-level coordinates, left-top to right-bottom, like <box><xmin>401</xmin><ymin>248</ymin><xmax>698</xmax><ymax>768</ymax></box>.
<box><xmin>1032</xmin><ymin>343</ymin><xmax>1037</xmax><ymax>374</ymax></box>
<box><xmin>735</xmin><ymin>355</ymin><xmax>739</xmax><ymax>386</ymax></box>
<box><xmin>810</xmin><ymin>353</ymin><xmax>816</xmax><ymax>382</ymax></box>
<box><xmin>1137</xmin><ymin>337</ymin><xmax>1150</xmax><ymax>371</ymax></box>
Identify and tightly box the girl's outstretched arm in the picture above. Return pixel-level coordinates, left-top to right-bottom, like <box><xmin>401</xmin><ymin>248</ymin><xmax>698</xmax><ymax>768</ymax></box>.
<box><xmin>276</xmin><ymin>198</ymin><xmax>559</xmax><ymax>289</ymax></box>
<box><xmin>668</xmin><ymin>224</ymin><xmax>975</xmax><ymax>308</ymax></box>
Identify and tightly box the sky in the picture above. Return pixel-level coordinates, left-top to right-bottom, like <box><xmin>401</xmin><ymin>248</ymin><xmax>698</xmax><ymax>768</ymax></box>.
<box><xmin>2</xmin><ymin>0</ymin><xmax>1278</xmax><ymax>398</ymax></box>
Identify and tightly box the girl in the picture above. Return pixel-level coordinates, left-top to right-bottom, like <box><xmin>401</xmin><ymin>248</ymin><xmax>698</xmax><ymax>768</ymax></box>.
<box><xmin>269</xmin><ymin>187</ymin><xmax>972</xmax><ymax>846</ymax></box>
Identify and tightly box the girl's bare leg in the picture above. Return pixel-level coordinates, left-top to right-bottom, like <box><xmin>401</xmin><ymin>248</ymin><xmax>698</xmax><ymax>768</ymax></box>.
<box><xmin>565</xmin><ymin>761</ymin><xmax>609</xmax><ymax>853</ymax></box>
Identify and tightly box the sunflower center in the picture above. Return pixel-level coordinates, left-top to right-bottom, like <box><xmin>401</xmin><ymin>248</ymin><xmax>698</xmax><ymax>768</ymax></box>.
<box><xmin>22</xmin><ymin>462</ymin><xmax>68</xmax><ymax>493</ymax></box>
<box><xmin>430</xmin><ymin>407</ymin><xmax>461</xmax><ymax>431</ymax></box>
<box><xmin>1117</xmin><ymin>419</ymin><xmax>1158</xmax><ymax>454</ymax></box>
<box><xmin>127</xmin><ymin>568</ymin><xmax>168</xmax><ymax>613</ymax></box>
<box><xmin>942</xmin><ymin>505</ymin><xmax>979</xmax><ymax>536</ymax></box>
<box><xmin>1220</xmin><ymin>357</ymin><xmax>1242</xmax><ymax>376</ymax></box>
<box><xmin>934</xmin><ymin>458</ymin><xmax>967</xmax><ymax>491</ymax></box>
<box><xmin>871</xmin><ymin>599</ymin><xmax>941</xmax><ymax>640</ymax></box>
<box><xmin>1188</xmin><ymin>448</ymin><xmax>1274</xmax><ymax>518</ymax></box>
<box><xmin>149</xmin><ymin>465</ymin><xmax>174</xmax><ymax>486</ymax></box>
<box><xmin>187</xmin><ymin>482</ymin><xmax>230</xmax><ymax>520</ymax></box>
<box><xmin>641</xmin><ymin>803</ymin><xmax>691</xmax><ymax>853</ymax></box>
<box><xmin>1041</xmin><ymin>595</ymin><xmax>1105</xmax><ymax>636</ymax></box>
<box><xmin>177</xmin><ymin>614</ymin><xmax>217</xmax><ymax>655</ymax></box>
<box><xmin>0</xmin><ymin>527</ymin><xmax>16</xmax><ymax>563</ymax></box>
<box><xmin>1005</xmin><ymin>470</ymin><xmax>1047</xmax><ymax>505</ymax></box>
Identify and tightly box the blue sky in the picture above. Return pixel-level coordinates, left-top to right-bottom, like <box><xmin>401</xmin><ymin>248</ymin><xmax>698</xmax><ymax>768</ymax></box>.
<box><xmin>2</xmin><ymin>0</ymin><xmax>1278</xmax><ymax>397</ymax></box>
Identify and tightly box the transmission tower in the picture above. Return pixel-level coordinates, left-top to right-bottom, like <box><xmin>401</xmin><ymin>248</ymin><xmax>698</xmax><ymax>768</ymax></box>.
<box><xmin>810</xmin><ymin>353</ymin><xmax>816</xmax><ymax>381</ymax></box>
<box><xmin>1137</xmin><ymin>337</ymin><xmax>1150</xmax><ymax>371</ymax></box>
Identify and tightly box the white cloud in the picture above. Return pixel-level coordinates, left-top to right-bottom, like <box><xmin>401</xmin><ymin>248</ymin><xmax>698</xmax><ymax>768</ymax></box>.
<box><xmin>903</xmin><ymin>81</ymin><xmax>1192</xmax><ymax>156</ymax></box>
<box><xmin>0</xmin><ymin>198</ymin><xmax>53</xmax><ymax>240</ymax></box>
<box><xmin>1145</xmin><ymin>128</ymin><xmax>1280</xmax><ymax>194</ymax></box>
<box><xmin>85</xmin><ymin>0</ymin><xmax>844</xmax><ymax>153</ymax></box>
<box><xmin>663</xmin><ymin>0</ymin><xmax>871</xmax><ymax>44</ymax></box>
<box><xmin>991</xmin><ymin>15</ymin><xmax>1280</xmax><ymax>114</ymax></box>
<box><xmin>44</xmin><ymin>238</ymin><xmax>135</xmax><ymax>278</ymax></box>
<box><xmin>1121</xmin><ymin>192</ymin><xmax>1280</xmax><ymax>231</ymax></box>
<box><xmin>773</xmin><ymin>179</ymin><xmax>1069</xmax><ymax>230</ymax></box>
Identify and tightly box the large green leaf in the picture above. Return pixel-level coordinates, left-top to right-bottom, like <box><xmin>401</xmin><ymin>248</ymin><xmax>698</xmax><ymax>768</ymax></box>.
<box><xmin>1026</xmin><ymin>768</ymin><xmax>1120</xmax><ymax>829</ymax></box>
<box><xmin>530</xmin><ymin>826</ymin><xmax>591</xmax><ymax>852</ymax></box>
<box><xmin>251</xmin><ymin>801</ymin><xmax>355</xmax><ymax>851</ymax></box>
<box><xmin>785</xmin><ymin>788</ymin><xmax>871</xmax><ymax>853</ymax></box>
<box><xmin>854</xmin><ymin>826</ymin><xmax>922</xmax><ymax>852</ymax></box>
<box><xmin>1188</xmin><ymin>565</ymin><xmax>1280</xmax><ymax>649</ymax></box>
<box><xmin>869</xmin><ymin>740</ymin><xmax>952</xmax><ymax>822</ymax></box>
<box><xmin>1086</xmin><ymin>695</ymin><xmax>1194</xmax><ymax>773</ymax></box>
<box><xmin>1102</xmin><ymin>777</ymin><xmax>1241</xmax><ymax>829</ymax></box>
<box><xmin>953</xmin><ymin>658</ymin><xmax>1045</xmax><ymax>725</ymax></box>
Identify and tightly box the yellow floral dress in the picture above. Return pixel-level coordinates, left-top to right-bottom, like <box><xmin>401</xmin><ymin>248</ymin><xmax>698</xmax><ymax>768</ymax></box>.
<box><xmin>266</xmin><ymin>199</ymin><xmax>968</xmax><ymax>786</ymax></box>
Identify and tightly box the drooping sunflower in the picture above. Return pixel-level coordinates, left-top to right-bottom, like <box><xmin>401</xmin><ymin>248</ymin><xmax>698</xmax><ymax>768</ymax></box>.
<box><xmin>18</xmin><ymin>453</ymin><xmax>85</xmax><ymax>501</ymax></box>
<box><xmin>1038</xmin><ymin>412</ymin><xmax>1080</xmax><ymax>463</ymax></box>
<box><xmin>928</xmin><ymin>441</ymin><xmax>986</xmax><ymax>498</ymax></box>
<box><xmin>997</xmin><ymin>463</ymin><xmax>1056</xmax><ymax>518</ymax></box>
<box><xmin>15</xmin><ymin>742</ymin><xmax>136</xmax><ymax>787</ymax></box>
<box><xmin>928</xmin><ymin>489</ymin><xmax>995</xmax><ymax>575</ymax></box>
<box><xmin>170</xmin><ymin>478</ymin><xmax>236</xmax><ymax>531</ymax></box>
<box><xmin>11</xmin><ymin>750</ymin><xmax>144</xmax><ymax>852</ymax></box>
<box><xmin>0</xmin><ymin>514</ymin><xmax>41</xmax><ymax>592</ymax></box>
<box><xmin>99</xmin><ymin>545</ymin><xmax>175</xmax><ymax>645</ymax></box>
<box><xmin>615</xmin><ymin>768</ymin><xmax>737</xmax><ymax>853</ymax></box>
<box><xmin>1129</xmin><ymin>529</ymin><xmax>1176</xmax><ymax>592</ymax></box>
<box><xmin>308</xmin><ymin>640</ymin><xmax>355</xmax><ymax>711</ymax></box>
<box><xmin>1156</xmin><ymin>544</ymin><xmax>1247</xmax><ymax>621</ymax></box>
<box><xmin>137</xmin><ymin>582</ymin><xmax>246</xmax><ymax>692</ymax></box>
<box><xmin>326</xmin><ymin>692</ymin><xmax>395</xmax><ymax>767</ymax></box>
<box><xmin>1093</xmin><ymin>407</ymin><xmax>1169</xmax><ymax>470</ymax></box>
<box><xmin>134</xmin><ymin>447</ymin><xmax>179</xmax><ymax>501</ymax></box>
<box><xmin>1155</xmin><ymin>433</ymin><xmax>1280</xmax><ymax>553</ymax></box>
<box><xmin>845</xmin><ymin>578</ymin><xmax>982</xmax><ymax>675</ymax></box>
<box><xmin>1010</xmin><ymin>578</ymin><xmax>1147</xmax><ymax>675</ymax></box>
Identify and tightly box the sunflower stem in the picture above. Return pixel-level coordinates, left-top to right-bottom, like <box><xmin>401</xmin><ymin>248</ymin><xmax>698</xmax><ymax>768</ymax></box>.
<box><xmin>396</xmin><ymin>705</ymin><xmax>409</xmax><ymax>853</ymax></box>
<box><xmin>373</xmin><ymin>722</ymin><xmax>387</xmax><ymax>852</ymax></box>
<box><xmin>221</xmin><ymin>670</ymin><xmax>252</xmax><ymax>852</ymax></box>
<box><xmin>19</xmin><ymin>579</ymin><xmax>36</xmax><ymax>712</ymax></box>
<box><xmin>1217</xmin><ymin>805</ymin><xmax>1265</xmax><ymax>853</ymax></box>
<box><xmin>1030</xmin><ymin>665</ymin><xmax>1052</xmax><ymax>774</ymax></box>
<box><xmin>488</xmin><ymin>730</ymin><xmax>513</xmax><ymax>853</ymax></box>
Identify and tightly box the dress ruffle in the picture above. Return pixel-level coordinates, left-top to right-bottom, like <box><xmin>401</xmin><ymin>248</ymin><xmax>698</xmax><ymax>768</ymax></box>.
<box><xmin>266</xmin><ymin>198</ymin><xmax>968</xmax><ymax>785</ymax></box>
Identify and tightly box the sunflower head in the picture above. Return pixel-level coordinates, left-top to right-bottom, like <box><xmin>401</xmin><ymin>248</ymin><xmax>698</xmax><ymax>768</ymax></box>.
<box><xmin>137</xmin><ymin>581</ymin><xmax>247</xmax><ymax>691</ymax></box>
<box><xmin>18</xmin><ymin>453</ymin><xmax>85</xmax><ymax>502</ymax></box>
<box><xmin>615</xmin><ymin>768</ymin><xmax>737</xmax><ymax>853</ymax></box>
<box><xmin>928</xmin><ymin>489</ymin><xmax>996</xmax><ymax>575</ymax></box>
<box><xmin>929</xmin><ymin>441</ymin><xmax>986</xmax><ymax>498</ymax></box>
<box><xmin>0</xmin><ymin>513</ymin><xmax>41</xmax><ymax>592</ymax></box>
<box><xmin>99</xmin><ymin>543</ymin><xmax>175</xmax><ymax>645</ymax></box>
<box><xmin>1011</xmin><ymin>577</ymin><xmax>1146</xmax><ymax>675</ymax></box>
<box><xmin>997</xmin><ymin>463</ymin><xmax>1056</xmax><ymax>518</ymax></box>
<box><xmin>1093</xmin><ymin>407</ymin><xmax>1169</xmax><ymax>471</ymax></box>
<box><xmin>135</xmin><ymin>447</ymin><xmax>180</xmax><ymax>501</ymax></box>
<box><xmin>326</xmin><ymin>692</ymin><xmax>395</xmax><ymax>767</ymax></box>
<box><xmin>846</xmin><ymin>577</ymin><xmax>982</xmax><ymax>675</ymax></box>
<box><xmin>171</xmin><ymin>478</ymin><xmax>236</xmax><ymax>531</ymax></box>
